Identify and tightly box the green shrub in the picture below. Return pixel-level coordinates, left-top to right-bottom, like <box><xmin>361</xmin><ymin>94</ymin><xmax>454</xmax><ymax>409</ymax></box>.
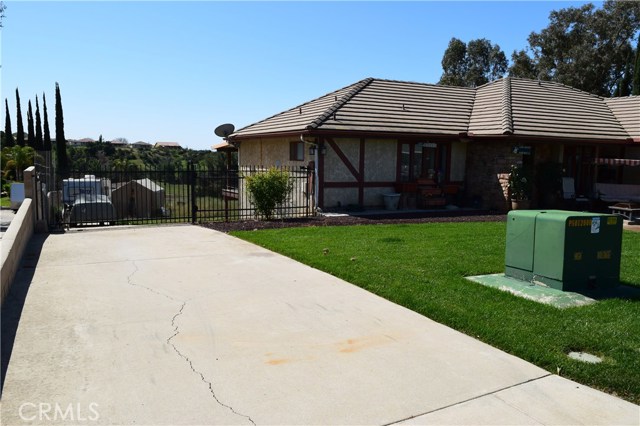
<box><xmin>245</xmin><ymin>168</ymin><xmax>293</xmax><ymax>220</ymax></box>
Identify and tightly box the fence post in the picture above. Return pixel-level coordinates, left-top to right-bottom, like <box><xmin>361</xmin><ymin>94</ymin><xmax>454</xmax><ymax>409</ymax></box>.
<box><xmin>224</xmin><ymin>166</ymin><xmax>229</xmax><ymax>223</ymax></box>
<box><xmin>189</xmin><ymin>161</ymin><xmax>197</xmax><ymax>223</ymax></box>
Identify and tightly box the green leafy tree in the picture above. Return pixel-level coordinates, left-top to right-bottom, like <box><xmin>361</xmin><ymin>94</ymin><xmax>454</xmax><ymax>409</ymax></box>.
<box><xmin>35</xmin><ymin>96</ymin><xmax>43</xmax><ymax>150</ymax></box>
<box><xmin>439</xmin><ymin>38</ymin><xmax>468</xmax><ymax>86</ymax></box>
<box><xmin>3</xmin><ymin>98</ymin><xmax>14</xmax><ymax>148</ymax></box>
<box><xmin>0</xmin><ymin>2</ymin><xmax>5</xmax><ymax>28</ymax></box>
<box><xmin>508</xmin><ymin>49</ymin><xmax>539</xmax><ymax>79</ymax></box>
<box><xmin>466</xmin><ymin>39</ymin><xmax>508</xmax><ymax>86</ymax></box>
<box><xmin>55</xmin><ymin>82</ymin><xmax>69</xmax><ymax>175</ymax></box>
<box><xmin>42</xmin><ymin>93</ymin><xmax>52</xmax><ymax>151</ymax></box>
<box><xmin>439</xmin><ymin>37</ymin><xmax>507</xmax><ymax>87</ymax></box>
<box><xmin>15</xmin><ymin>88</ymin><xmax>24</xmax><ymax>147</ymax></box>
<box><xmin>245</xmin><ymin>167</ymin><xmax>293</xmax><ymax>220</ymax></box>
<box><xmin>27</xmin><ymin>100</ymin><xmax>35</xmax><ymax>148</ymax></box>
<box><xmin>523</xmin><ymin>1</ymin><xmax>640</xmax><ymax>96</ymax></box>
<box><xmin>1</xmin><ymin>145</ymin><xmax>36</xmax><ymax>181</ymax></box>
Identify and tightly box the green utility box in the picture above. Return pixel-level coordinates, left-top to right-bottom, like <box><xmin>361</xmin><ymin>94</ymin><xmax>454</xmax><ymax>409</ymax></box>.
<box><xmin>505</xmin><ymin>210</ymin><xmax>622</xmax><ymax>293</ymax></box>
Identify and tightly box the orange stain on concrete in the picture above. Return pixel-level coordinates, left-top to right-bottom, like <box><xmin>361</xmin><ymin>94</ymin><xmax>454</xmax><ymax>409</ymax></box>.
<box><xmin>266</xmin><ymin>358</ymin><xmax>290</xmax><ymax>366</ymax></box>
<box><xmin>338</xmin><ymin>335</ymin><xmax>395</xmax><ymax>354</ymax></box>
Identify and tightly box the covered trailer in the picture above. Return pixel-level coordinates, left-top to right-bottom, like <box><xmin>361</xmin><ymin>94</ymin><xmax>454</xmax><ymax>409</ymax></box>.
<box><xmin>62</xmin><ymin>175</ymin><xmax>111</xmax><ymax>205</ymax></box>
<box><xmin>68</xmin><ymin>194</ymin><xmax>116</xmax><ymax>226</ymax></box>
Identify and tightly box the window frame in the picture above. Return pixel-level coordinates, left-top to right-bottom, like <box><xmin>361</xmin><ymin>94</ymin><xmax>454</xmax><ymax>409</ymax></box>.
<box><xmin>289</xmin><ymin>141</ymin><xmax>305</xmax><ymax>162</ymax></box>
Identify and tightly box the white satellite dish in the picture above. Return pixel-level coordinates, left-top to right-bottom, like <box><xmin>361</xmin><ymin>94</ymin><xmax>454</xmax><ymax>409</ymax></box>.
<box><xmin>215</xmin><ymin>123</ymin><xmax>235</xmax><ymax>139</ymax></box>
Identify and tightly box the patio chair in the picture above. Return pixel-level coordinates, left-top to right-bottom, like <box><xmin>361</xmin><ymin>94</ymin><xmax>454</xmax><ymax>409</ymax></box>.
<box><xmin>562</xmin><ymin>177</ymin><xmax>589</xmax><ymax>210</ymax></box>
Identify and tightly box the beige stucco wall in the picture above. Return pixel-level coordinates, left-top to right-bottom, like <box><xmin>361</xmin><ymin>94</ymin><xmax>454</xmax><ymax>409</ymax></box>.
<box><xmin>238</xmin><ymin>136</ymin><xmax>401</xmax><ymax>209</ymax></box>
<box><xmin>238</xmin><ymin>137</ymin><xmax>313</xmax><ymax>167</ymax></box>
<box><xmin>324</xmin><ymin>138</ymin><xmax>360</xmax><ymax>182</ymax></box>
<box><xmin>364</xmin><ymin>139</ymin><xmax>397</xmax><ymax>181</ymax></box>
<box><xmin>324</xmin><ymin>187</ymin><xmax>359</xmax><ymax>208</ymax></box>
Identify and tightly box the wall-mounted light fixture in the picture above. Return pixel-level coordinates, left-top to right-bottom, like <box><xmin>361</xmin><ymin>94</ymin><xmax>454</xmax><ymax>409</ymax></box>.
<box><xmin>309</xmin><ymin>145</ymin><xmax>317</xmax><ymax>156</ymax></box>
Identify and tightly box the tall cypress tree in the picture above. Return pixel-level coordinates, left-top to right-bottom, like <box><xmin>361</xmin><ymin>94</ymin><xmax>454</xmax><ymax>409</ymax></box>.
<box><xmin>633</xmin><ymin>38</ymin><xmax>640</xmax><ymax>96</ymax></box>
<box><xmin>27</xmin><ymin>100</ymin><xmax>35</xmax><ymax>148</ymax></box>
<box><xmin>4</xmin><ymin>98</ymin><xmax>15</xmax><ymax>147</ymax></box>
<box><xmin>15</xmin><ymin>88</ymin><xmax>24</xmax><ymax>146</ymax></box>
<box><xmin>55</xmin><ymin>82</ymin><xmax>69</xmax><ymax>174</ymax></box>
<box><xmin>35</xmin><ymin>95</ymin><xmax>43</xmax><ymax>150</ymax></box>
<box><xmin>42</xmin><ymin>92</ymin><xmax>51</xmax><ymax>151</ymax></box>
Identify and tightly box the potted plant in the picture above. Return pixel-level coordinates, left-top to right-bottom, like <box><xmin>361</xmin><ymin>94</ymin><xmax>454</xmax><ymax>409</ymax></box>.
<box><xmin>508</xmin><ymin>164</ymin><xmax>532</xmax><ymax>210</ymax></box>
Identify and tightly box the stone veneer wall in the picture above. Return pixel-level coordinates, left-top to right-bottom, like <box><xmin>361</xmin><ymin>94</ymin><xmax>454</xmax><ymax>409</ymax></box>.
<box><xmin>465</xmin><ymin>141</ymin><xmax>521</xmax><ymax>211</ymax></box>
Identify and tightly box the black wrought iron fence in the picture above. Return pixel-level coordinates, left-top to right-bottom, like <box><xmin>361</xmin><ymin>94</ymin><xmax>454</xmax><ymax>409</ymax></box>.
<box><xmin>46</xmin><ymin>164</ymin><xmax>314</xmax><ymax>228</ymax></box>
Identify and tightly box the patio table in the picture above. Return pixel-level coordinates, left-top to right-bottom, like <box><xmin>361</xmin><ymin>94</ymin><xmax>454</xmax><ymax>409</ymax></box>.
<box><xmin>608</xmin><ymin>202</ymin><xmax>640</xmax><ymax>223</ymax></box>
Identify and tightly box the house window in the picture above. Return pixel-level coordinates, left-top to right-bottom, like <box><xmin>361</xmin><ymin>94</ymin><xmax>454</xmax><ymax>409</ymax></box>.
<box><xmin>400</xmin><ymin>142</ymin><xmax>439</xmax><ymax>182</ymax></box>
<box><xmin>290</xmin><ymin>141</ymin><xmax>304</xmax><ymax>161</ymax></box>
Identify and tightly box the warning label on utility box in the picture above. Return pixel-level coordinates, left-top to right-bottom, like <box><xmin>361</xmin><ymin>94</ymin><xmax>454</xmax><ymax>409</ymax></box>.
<box><xmin>591</xmin><ymin>217</ymin><xmax>601</xmax><ymax>234</ymax></box>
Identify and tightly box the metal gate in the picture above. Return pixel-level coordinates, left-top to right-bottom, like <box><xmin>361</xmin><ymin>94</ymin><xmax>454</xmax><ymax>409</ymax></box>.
<box><xmin>42</xmin><ymin>164</ymin><xmax>314</xmax><ymax>229</ymax></box>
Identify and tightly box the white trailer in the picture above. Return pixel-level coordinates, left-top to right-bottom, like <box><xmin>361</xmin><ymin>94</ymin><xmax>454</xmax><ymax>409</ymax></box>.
<box><xmin>62</xmin><ymin>175</ymin><xmax>111</xmax><ymax>205</ymax></box>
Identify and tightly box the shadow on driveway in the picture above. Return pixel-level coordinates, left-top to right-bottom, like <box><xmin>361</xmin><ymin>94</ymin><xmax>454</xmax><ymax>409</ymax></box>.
<box><xmin>1</xmin><ymin>233</ymin><xmax>49</xmax><ymax>397</ymax></box>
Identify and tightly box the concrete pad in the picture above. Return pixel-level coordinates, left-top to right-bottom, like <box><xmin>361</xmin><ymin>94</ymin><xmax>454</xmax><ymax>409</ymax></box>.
<box><xmin>1</xmin><ymin>225</ymin><xmax>638</xmax><ymax>425</ymax></box>
<box><xmin>466</xmin><ymin>273</ymin><xmax>596</xmax><ymax>308</ymax></box>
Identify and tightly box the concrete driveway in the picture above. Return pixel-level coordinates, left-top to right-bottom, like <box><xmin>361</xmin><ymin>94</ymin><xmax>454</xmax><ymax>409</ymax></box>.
<box><xmin>1</xmin><ymin>225</ymin><xmax>638</xmax><ymax>425</ymax></box>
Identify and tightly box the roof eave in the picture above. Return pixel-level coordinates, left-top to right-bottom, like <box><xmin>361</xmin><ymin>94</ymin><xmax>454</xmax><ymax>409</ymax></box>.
<box><xmin>467</xmin><ymin>132</ymin><xmax>633</xmax><ymax>144</ymax></box>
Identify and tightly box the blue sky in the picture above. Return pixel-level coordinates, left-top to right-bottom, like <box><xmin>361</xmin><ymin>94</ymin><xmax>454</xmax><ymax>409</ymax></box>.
<box><xmin>1</xmin><ymin>1</ymin><xmax>593</xmax><ymax>151</ymax></box>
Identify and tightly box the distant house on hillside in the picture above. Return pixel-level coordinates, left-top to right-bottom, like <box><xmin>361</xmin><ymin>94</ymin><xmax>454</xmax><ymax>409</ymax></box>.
<box><xmin>68</xmin><ymin>138</ymin><xmax>95</xmax><ymax>147</ymax></box>
<box><xmin>154</xmin><ymin>141</ymin><xmax>182</xmax><ymax>149</ymax></box>
<box><xmin>109</xmin><ymin>139</ymin><xmax>128</xmax><ymax>147</ymax></box>
<box><xmin>132</xmin><ymin>141</ymin><xmax>152</xmax><ymax>149</ymax></box>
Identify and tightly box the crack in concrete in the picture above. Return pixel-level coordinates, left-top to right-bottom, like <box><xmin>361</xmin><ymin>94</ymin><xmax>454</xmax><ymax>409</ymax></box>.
<box><xmin>127</xmin><ymin>261</ymin><xmax>255</xmax><ymax>425</ymax></box>
<box><xmin>127</xmin><ymin>260</ymin><xmax>179</xmax><ymax>302</ymax></box>
<box><xmin>167</xmin><ymin>302</ymin><xmax>256</xmax><ymax>426</ymax></box>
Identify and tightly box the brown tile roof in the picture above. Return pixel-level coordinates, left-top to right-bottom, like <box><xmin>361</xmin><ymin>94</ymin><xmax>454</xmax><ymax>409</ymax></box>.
<box><xmin>470</xmin><ymin>78</ymin><xmax>629</xmax><ymax>141</ymax></box>
<box><xmin>316</xmin><ymin>79</ymin><xmax>475</xmax><ymax>135</ymax></box>
<box><xmin>604</xmin><ymin>96</ymin><xmax>640</xmax><ymax>141</ymax></box>
<box><xmin>211</xmin><ymin>141</ymin><xmax>237</xmax><ymax>151</ymax></box>
<box><xmin>230</xmin><ymin>79</ymin><xmax>371</xmax><ymax>137</ymax></box>
<box><xmin>154</xmin><ymin>142</ymin><xmax>182</xmax><ymax>148</ymax></box>
<box><xmin>230</xmin><ymin>77</ymin><xmax>637</xmax><ymax>143</ymax></box>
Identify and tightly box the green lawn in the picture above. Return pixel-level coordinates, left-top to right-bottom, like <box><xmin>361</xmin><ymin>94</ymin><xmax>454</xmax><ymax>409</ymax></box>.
<box><xmin>232</xmin><ymin>222</ymin><xmax>640</xmax><ymax>404</ymax></box>
<box><xmin>0</xmin><ymin>196</ymin><xmax>10</xmax><ymax>208</ymax></box>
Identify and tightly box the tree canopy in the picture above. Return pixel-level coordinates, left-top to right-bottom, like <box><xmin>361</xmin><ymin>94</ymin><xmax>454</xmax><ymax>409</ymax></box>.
<box><xmin>0</xmin><ymin>2</ymin><xmax>5</xmax><ymax>28</ymax></box>
<box><xmin>438</xmin><ymin>38</ymin><xmax>508</xmax><ymax>87</ymax></box>
<box><xmin>509</xmin><ymin>1</ymin><xmax>640</xmax><ymax>97</ymax></box>
<box><xmin>440</xmin><ymin>1</ymin><xmax>640</xmax><ymax>97</ymax></box>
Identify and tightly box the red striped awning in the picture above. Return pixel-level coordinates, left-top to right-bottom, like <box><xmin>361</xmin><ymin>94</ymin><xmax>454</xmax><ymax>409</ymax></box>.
<box><xmin>596</xmin><ymin>158</ymin><xmax>640</xmax><ymax>166</ymax></box>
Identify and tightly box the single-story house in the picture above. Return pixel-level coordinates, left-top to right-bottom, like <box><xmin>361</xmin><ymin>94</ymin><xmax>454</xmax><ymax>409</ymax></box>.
<box><xmin>154</xmin><ymin>141</ymin><xmax>182</xmax><ymax>149</ymax></box>
<box><xmin>111</xmin><ymin>178</ymin><xmax>165</xmax><ymax>218</ymax></box>
<box><xmin>68</xmin><ymin>138</ymin><xmax>95</xmax><ymax>147</ymax></box>
<box><xmin>132</xmin><ymin>141</ymin><xmax>152</xmax><ymax>149</ymax></box>
<box><xmin>227</xmin><ymin>77</ymin><xmax>640</xmax><ymax>212</ymax></box>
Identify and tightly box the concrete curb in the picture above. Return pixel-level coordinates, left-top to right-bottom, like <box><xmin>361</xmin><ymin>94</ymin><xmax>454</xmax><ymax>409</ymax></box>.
<box><xmin>1</xmin><ymin>198</ymin><xmax>33</xmax><ymax>305</ymax></box>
